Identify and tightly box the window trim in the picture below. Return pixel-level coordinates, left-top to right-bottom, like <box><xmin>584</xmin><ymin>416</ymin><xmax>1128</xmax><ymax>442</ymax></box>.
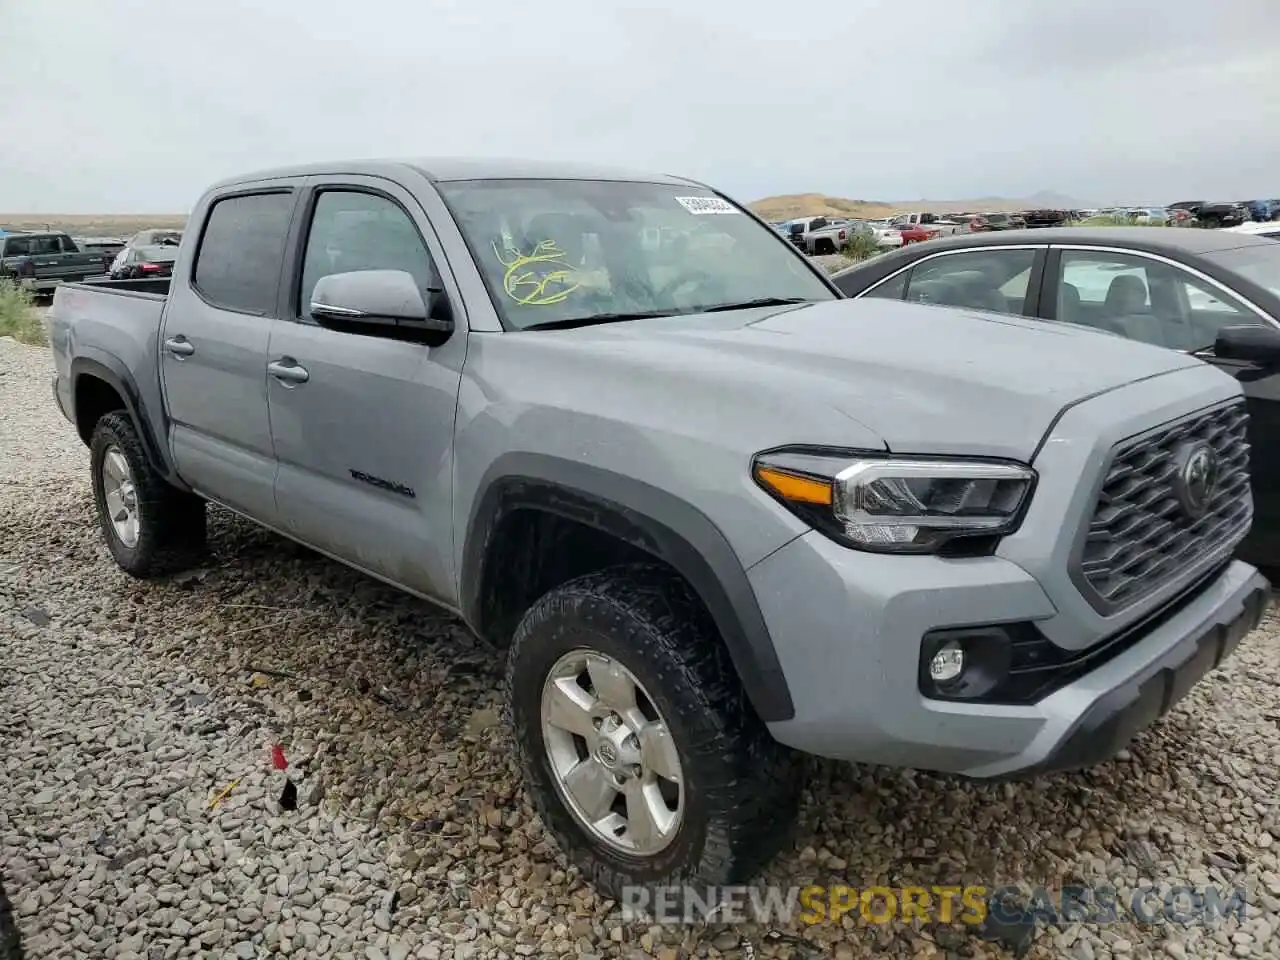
<box><xmin>189</xmin><ymin>187</ymin><xmax>297</xmax><ymax>318</ymax></box>
<box><xmin>290</xmin><ymin>184</ymin><xmax>439</xmax><ymax>326</ymax></box>
<box><xmin>1048</xmin><ymin>243</ymin><xmax>1279</xmax><ymax>346</ymax></box>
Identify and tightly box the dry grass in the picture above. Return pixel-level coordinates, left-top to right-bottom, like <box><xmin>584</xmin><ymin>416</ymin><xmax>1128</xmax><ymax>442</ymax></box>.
<box><xmin>0</xmin><ymin>281</ymin><xmax>45</xmax><ymax>345</ymax></box>
<box><xmin>0</xmin><ymin>213</ymin><xmax>186</xmax><ymax>237</ymax></box>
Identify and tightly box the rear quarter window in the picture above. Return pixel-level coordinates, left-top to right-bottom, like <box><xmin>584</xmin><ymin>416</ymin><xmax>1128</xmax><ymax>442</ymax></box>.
<box><xmin>192</xmin><ymin>191</ymin><xmax>295</xmax><ymax>314</ymax></box>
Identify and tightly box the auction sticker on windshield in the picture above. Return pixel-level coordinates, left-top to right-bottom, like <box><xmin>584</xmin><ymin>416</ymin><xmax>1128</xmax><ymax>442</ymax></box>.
<box><xmin>675</xmin><ymin>196</ymin><xmax>740</xmax><ymax>215</ymax></box>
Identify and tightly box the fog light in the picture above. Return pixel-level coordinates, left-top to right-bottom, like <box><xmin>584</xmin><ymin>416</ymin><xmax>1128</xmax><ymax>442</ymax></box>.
<box><xmin>929</xmin><ymin>641</ymin><xmax>965</xmax><ymax>684</ymax></box>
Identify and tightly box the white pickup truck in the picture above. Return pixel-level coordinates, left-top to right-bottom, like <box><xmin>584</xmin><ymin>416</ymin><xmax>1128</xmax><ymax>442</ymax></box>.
<box><xmin>889</xmin><ymin>211</ymin><xmax>965</xmax><ymax>236</ymax></box>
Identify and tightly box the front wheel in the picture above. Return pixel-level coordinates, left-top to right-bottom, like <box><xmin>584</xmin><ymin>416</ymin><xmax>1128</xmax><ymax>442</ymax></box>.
<box><xmin>505</xmin><ymin>565</ymin><xmax>801</xmax><ymax>904</ymax></box>
<box><xmin>90</xmin><ymin>412</ymin><xmax>206</xmax><ymax>577</ymax></box>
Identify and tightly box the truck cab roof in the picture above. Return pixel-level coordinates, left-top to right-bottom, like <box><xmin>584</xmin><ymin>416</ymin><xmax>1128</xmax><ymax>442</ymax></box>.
<box><xmin>210</xmin><ymin>157</ymin><xmax>708</xmax><ymax>190</ymax></box>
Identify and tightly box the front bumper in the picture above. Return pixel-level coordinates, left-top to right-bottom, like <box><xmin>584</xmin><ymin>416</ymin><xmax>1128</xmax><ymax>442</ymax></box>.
<box><xmin>1021</xmin><ymin>573</ymin><xmax>1268</xmax><ymax>776</ymax></box>
<box><xmin>751</xmin><ymin>532</ymin><xmax>1269</xmax><ymax>776</ymax></box>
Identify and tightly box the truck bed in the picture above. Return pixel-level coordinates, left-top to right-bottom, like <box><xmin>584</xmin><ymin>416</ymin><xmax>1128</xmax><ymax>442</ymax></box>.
<box><xmin>47</xmin><ymin>277</ymin><xmax>172</xmax><ymax>462</ymax></box>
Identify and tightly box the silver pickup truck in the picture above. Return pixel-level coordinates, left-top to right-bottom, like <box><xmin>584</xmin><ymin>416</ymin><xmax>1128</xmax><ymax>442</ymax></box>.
<box><xmin>46</xmin><ymin>158</ymin><xmax>1270</xmax><ymax>901</ymax></box>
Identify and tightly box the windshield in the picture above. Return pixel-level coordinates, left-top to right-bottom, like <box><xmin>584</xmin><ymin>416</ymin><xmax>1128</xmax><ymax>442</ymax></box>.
<box><xmin>1207</xmin><ymin>244</ymin><xmax>1280</xmax><ymax>298</ymax></box>
<box><xmin>137</xmin><ymin>245</ymin><xmax>177</xmax><ymax>262</ymax></box>
<box><xmin>436</xmin><ymin>179</ymin><xmax>835</xmax><ymax>330</ymax></box>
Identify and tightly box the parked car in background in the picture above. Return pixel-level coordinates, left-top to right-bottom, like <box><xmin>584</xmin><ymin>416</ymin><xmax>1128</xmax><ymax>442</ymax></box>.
<box><xmin>1246</xmin><ymin>199</ymin><xmax>1280</xmax><ymax>223</ymax></box>
<box><xmin>1196</xmin><ymin>203</ymin><xmax>1249</xmax><ymax>228</ymax></box>
<box><xmin>0</xmin><ymin>232</ymin><xmax>112</xmax><ymax>295</ymax></box>
<box><xmin>76</xmin><ymin>237</ymin><xmax>128</xmax><ymax>272</ymax></box>
<box><xmin>967</xmin><ymin>212</ymin><xmax>1022</xmax><ymax>232</ymax></box>
<box><xmin>1020</xmin><ymin>208</ymin><xmax>1073</xmax><ymax>228</ymax></box>
<box><xmin>888</xmin><ymin>211</ymin><xmax>964</xmax><ymax>236</ymax></box>
<box><xmin>109</xmin><ymin>243</ymin><xmax>180</xmax><ymax>280</ymax></box>
<box><xmin>1121</xmin><ymin>208</ymin><xmax>1170</xmax><ymax>225</ymax></box>
<box><xmin>783</xmin><ymin>215</ymin><xmax>833</xmax><ymax>250</ymax></box>
<box><xmin>45</xmin><ymin>157</ymin><xmax>1271</xmax><ymax>900</ymax></box>
<box><xmin>126</xmin><ymin>228</ymin><xmax>183</xmax><ymax>248</ymax></box>
<box><xmin>896</xmin><ymin>223</ymin><xmax>937</xmax><ymax>245</ymax></box>
<box><xmin>831</xmin><ymin>226</ymin><xmax>1280</xmax><ymax>565</ymax></box>
<box><xmin>862</xmin><ymin>219</ymin><xmax>906</xmax><ymax>248</ymax></box>
<box><xmin>802</xmin><ymin>220</ymin><xmax>857</xmax><ymax>255</ymax></box>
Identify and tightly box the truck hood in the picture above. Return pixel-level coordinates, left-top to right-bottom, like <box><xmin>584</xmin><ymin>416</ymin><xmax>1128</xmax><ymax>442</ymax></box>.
<box><xmin>567</xmin><ymin>298</ymin><xmax>1206</xmax><ymax>461</ymax></box>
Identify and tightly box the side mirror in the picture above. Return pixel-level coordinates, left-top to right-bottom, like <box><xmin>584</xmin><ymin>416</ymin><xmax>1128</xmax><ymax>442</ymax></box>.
<box><xmin>1213</xmin><ymin>324</ymin><xmax>1280</xmax><ymax>366</ymax></box>
<box><xmin>310</xmin><ymin>269</ymin><xmax>453</xmax><ymax>346</ymax></box>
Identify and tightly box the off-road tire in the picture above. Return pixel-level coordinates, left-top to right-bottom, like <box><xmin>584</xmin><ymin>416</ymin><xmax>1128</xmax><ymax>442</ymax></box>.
<box><xmin>89</xmin><ymin>412</ymin><xmax>206</xmax><ymax>578</ymax></box>
<box><xmin>505</xmin><ymin>563</ymin><xmax>802</xmax><ymax>906</ymax></box>
<box><xmin>815</xmin><ymin>239</ymin><xmax>836</xmax><ymax>255</ymax></box>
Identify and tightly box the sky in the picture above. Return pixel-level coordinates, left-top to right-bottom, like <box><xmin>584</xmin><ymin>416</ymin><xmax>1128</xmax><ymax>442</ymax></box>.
<box><xmin>1</xmin><ymin>0</ymin><xmax>1277</xmax><ymax>213</ymax></box>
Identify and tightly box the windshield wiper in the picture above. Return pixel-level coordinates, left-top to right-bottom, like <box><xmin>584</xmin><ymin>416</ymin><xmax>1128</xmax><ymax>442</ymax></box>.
<box><xmin>697</xmin><ymin>297</ymin><xmax>814</xmax><ymax>313</ymax></box>
<box><xmin>521</xmin><ymin>310</ymin><xmax>682</xmax><ymax>332</ymax></box>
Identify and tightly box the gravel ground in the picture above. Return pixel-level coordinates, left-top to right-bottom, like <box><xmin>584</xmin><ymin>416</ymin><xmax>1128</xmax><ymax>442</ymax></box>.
<box><xmin>2</xmin><ymin>334</ymin><xmax>1280</xmax><ymax>960</ymax></box>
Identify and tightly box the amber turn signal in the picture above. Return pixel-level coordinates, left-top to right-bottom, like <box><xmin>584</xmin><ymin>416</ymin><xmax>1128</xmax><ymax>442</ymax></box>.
<box><xmin>753</xmin><ymin>465</ymin><xmax>833</xmax><ymax>506</ymax></box>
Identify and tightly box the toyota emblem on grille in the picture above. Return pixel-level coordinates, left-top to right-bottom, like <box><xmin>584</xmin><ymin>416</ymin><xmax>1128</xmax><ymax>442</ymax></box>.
<box><xmin>1173</xmin><ymin>441</ymin><xmax>1219</xmax><ymax>519</ymax></box>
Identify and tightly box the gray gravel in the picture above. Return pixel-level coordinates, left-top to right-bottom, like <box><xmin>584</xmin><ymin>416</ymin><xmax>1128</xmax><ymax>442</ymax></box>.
<box><xmin>2</xmin><ymin>335</ymin><xmax>1280</xmax><ymax>960</ymax></box>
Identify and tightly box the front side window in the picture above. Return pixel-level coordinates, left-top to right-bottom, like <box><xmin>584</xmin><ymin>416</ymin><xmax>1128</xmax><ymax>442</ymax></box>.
<box><xmin>436</xmin><ymin>179</ymin><xmax>835</xmax><ymax>330</ymax></box>
<box><xmin>1057</xmin><ymin>250</ymin><xmax>1263</xmax><ymax>350</ymax></box>
<box><xmin>852</xmin><ymin>270</ymin><xmax>907</xmax><ymax>300</ymax></box>
<box><xmin>298</xmin><ymin>190</ymin><xmax>435</xmax><ymax>322</ymax></box>
<box><xmin>192</xmin><ymin>192</ymin><xmax>294</xmax><ymax>315</ymax></box>
<box><xmin>903</xmin><ymin>249</ymin><xmax>1035</xmax><ymax>315</ymax></box>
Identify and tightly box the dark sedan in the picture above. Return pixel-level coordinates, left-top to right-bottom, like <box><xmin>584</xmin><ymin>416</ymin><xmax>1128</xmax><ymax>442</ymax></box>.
<box><xmin>108</xmin><ymin>243</ymin><xmax>178</xmax><ymax>280</ymax></box>
<box><xmin>831</xmin><ymin>227</ymin><xmax>1280</xmax><ymax>565</ymax></box>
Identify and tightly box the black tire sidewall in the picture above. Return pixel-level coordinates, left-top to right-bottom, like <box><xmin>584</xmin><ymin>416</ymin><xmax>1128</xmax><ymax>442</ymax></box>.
<box><xmin>89</xmin><ymin>413</ymin><xmax>177</xmax><ymax>575</ymax></box>
<box><xmin>508</xmin><ymin>588</ymin><xmax>714</xmax><ymax>889</ymax></box>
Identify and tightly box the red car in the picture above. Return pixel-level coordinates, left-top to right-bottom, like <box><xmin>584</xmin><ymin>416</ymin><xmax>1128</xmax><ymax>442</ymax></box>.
<box><xmin>898</xmin><ymin>224</ymin><xmax>939</xmax><ymax>245</ymax></box>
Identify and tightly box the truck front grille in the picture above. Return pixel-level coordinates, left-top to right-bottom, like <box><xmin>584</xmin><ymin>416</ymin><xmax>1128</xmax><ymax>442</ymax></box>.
<box><xmin>1074</xmin><ymin>400</ymin><xmax>1251</xmax><ymax>612</ymax></box>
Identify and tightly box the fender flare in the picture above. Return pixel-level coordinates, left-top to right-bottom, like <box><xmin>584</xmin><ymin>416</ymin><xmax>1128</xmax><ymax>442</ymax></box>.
<box><xmin>461</xmin><ymin>453</ymin><xmax>795</xmax><ymax>723</ymax></box>
<box><xmin>69</xmin><ymin>355</ymin><xmax>180</xmax><ymax>485</ymax></box>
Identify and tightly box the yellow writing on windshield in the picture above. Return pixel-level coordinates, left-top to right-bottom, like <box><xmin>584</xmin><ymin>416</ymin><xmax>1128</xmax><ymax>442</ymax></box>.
<box><xmin>493</xmin><ymin>239</ymin><xmax>582</xmax><ymax>306</ymax></box>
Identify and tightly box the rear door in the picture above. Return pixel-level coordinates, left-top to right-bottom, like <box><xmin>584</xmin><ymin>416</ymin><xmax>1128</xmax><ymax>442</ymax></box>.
<box><xmin>159</xmin><ymin>184</ymin><xmax>301</xmax><ymax>520</ymax></box>
<box><xmin>264</xmin><ymin>176</ymin><xmax>467</xmax><ymax>602</ymax></box>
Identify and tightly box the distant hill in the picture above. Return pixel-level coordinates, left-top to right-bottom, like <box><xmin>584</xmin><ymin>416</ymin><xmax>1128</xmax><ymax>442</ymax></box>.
<box><xmin>0</xmin><ymin>214</ymin><xmax>187</xmax><ymax>236</ymax></box>
<box><xmin>749</xmin><ymin>190</ymin><xmax>1090</xmax><ymax>221</ymax></box>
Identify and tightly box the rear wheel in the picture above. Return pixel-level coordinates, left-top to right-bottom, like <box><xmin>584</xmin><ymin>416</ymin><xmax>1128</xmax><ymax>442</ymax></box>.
<box><xmin>505</xmin><ymin>564</ymin><xmax>801</xmax><ymax>904</ymax></box>
<box><xmin>90</xmin><ymin>412</ymin><xmax>206</xmax><ymax>577</ymax></box>
<box><xmin>814</xmin><ymin>239</ymin><xmax>836</xmax><ymax>255</ymax></box>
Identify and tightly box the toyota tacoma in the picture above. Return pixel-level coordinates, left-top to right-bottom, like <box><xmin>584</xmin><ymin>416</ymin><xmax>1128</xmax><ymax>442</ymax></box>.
<box><xmin>46</xmin><ymin>158</ymin><xmax>1270</xmax><ymax>899</ymax></box>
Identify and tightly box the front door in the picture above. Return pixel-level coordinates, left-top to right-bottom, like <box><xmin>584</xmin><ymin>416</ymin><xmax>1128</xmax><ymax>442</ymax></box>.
<box><xmin>159</xmin><ymin>186</ymin><xmax>299</xmax><ymax>520</ymax></box>
<box><xmin>266</xmin><ymin>178</ymin><xmax>466</xmax><ymax>602</ymax></box>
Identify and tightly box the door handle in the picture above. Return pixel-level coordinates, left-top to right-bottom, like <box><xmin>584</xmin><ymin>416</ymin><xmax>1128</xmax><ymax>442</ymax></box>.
<box><xmin>163</xmin><ymin>336</ymin><xmax>195</xmax><ymax>358</ymax></box>
<box><xmin>267</xmin><ymin>359</ymin><xmax>310</xmax><ymax>385</ymax></box>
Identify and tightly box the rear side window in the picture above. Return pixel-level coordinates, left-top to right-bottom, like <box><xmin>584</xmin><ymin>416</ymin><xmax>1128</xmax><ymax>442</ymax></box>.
<box><xmin>2</xmin><ymin>238</ymin><xmax>30</xmax><ymax>256</ymax></box>
<box><xmin>193</xmin><ymin>192</ymin><xmax>294</xmax><ymax>314</ymax></box>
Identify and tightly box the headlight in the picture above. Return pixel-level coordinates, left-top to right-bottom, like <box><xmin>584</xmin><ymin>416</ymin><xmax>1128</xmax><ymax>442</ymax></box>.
<box><xmin>752</xmin><ymin>450</ymin><xmax>1035</xmax><ymax>554</ymax></box>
